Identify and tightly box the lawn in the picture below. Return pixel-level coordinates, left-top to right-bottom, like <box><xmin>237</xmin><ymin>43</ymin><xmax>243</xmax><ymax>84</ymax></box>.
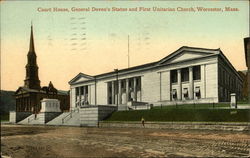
<box><xmin>105</xmin><ymin>108</ymin><xmax>250</xmax><ymax>122</ymax></box>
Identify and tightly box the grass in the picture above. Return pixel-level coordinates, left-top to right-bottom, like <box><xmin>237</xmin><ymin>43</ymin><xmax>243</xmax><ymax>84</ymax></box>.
<box><xmin>105</xmin><ymin>108</ymin><xmax>250</xmax><ymax>122</ymax></box>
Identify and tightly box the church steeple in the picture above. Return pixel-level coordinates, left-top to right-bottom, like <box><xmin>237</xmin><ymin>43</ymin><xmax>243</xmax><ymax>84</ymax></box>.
<box><xmin>24</xmin><ymin>24</ymin><xmax>41</xmax><ymax>90</ymax></box>
<box><xmin>29</xmin><ymin>23</ymin><xmax>35</xmax><ymax>52</ymax></box>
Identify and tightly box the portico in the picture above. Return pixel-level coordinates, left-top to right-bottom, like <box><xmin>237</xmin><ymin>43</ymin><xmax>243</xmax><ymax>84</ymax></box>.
<box><xmin>107</xmin><ymin>76</ymin><xmax>141</xmax><ymax>105</ymax></box>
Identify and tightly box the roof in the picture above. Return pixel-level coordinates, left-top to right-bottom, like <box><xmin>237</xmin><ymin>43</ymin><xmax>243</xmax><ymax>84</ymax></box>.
<box><xmin>58</xmin><ymin>90</ymin><xmax>69</xmax><ymax>95</ymax></box>
<box><xmin>92</xmin><ymin>46</ymin><xmax>219</xmax><ymax>78</ymax></box>
<box><xmin>68</xmin><ymin>72</ymin><xmax>94</xmax><ymax>84</ymax></box>
<box><xmin>15</xmin><ymin>86</ymin><xmax>44</xmax><ymax>95</ymax></box>
<box><xmin>69</xmin><ymin>46</ymin><xmax>242</xmax><ymax>85</ymax></box>
<box><xmin>15</xmin><ymin>86</ymin><xmax>68</xmax><ymax>95</ymax></box>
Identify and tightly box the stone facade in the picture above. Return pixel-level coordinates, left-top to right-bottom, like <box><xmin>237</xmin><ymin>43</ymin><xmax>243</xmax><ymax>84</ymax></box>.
<box><xmin>238</xmin><ymin>71</ymin><xmax>248</xmax><ymax>101</ymax></box>
<box><xmin>69</xmin><ymin>46</ymin><xmax>243</xmax><ymax>109</ymax></box>
<box><xmin>244</xmin><ymin>37</ymin><xmax>250</xmax><ymax>103</ymax></box>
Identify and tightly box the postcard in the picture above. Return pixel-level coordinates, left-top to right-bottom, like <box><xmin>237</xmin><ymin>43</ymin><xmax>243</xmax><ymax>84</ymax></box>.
<box><xmin>1</xmin><ymin>0</ymin><xmax>249</xmax><ymax>157</ymax></box>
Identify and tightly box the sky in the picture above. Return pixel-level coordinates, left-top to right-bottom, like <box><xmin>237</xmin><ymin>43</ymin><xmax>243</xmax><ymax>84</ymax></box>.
<box><xmin>1</xmin><ymin>0</ymin><xmax>249</xmax><ymax>91</ymax></box>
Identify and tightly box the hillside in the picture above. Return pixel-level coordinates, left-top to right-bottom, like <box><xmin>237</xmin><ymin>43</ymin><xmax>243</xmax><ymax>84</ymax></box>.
<box><xmin>0</xmin><ymin>90</ymin><xmax>15</xmax><ymax>114</ymax></box>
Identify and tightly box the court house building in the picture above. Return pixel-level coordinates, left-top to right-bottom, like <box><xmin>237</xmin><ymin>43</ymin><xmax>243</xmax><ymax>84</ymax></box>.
<box><xmin>69</xmin><ymin>46</ymin><xmax>243</xmax><ymax>109</ymax></box>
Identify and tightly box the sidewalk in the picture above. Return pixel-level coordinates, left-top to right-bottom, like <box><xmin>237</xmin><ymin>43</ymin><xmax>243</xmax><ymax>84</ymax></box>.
<box><xmin>216</xmin><ymin>104</ymin><xmax>250</xmax><ymax>109</ymax></box>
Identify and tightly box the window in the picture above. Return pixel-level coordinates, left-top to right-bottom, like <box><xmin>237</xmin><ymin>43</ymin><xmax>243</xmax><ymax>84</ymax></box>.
<box><xmin>171</xmin><ymin>70</ymin><xmax>177</xmax><ymax>83</ymax></box>
<box><xmin>128</xmin><ymin>80</ymin><xmax>131</xmax><ymax>87</ymax></box>
<box><xmin>183</xmin><ymin>88</ymin><xmax>188</xmax><ymax>98</ymax></box>
<box><xmin>76</xmin><ymin>87</ymin><xmax>79</xmax><ymax>95</ymax></box>
<box><xmin>85</xmin><ymin>86</ymin><xmax>88</xmax><ymax>94</ymax></box>
<box><xmin>121</xmin><ymin>80</ymin><xmax>125</xmax><ymax>89</ymax></box>
<box><xmin>121</xmin><ymin>80</ymin><xmax>126</xmax><ymax>93</ymax></box>
<box><xmin>80</xmin><ymin>87</ymin><xmax>84</xmax><ymax>95</ymax></box>
<box><xmin>195</xmin><ymin>87</ymin><xmax>201</xmax><ymax>98</ymax></box>
<box><xmin>193</xmin><ymin>66</ymin><xmax>201</xmax><ymax>80</ymax></box>
<box><xmin>129</xmin><ymin>78</ymin><xmax>133</xmax><ymax>88</ymax></box>
<box><xmin>136</xmin><ymin>77</ymin><xmax>141</xmax><ymax>91</ymax></box>
<box><xmin>172</xmin><ymin>89</ymin><xmax>177</xmax><ymax>99</ymax></box>
<box><xmin>114</xmin><ymin>81</ymin><xmax>118</xmax><ymax>94</ymax></box>
<box><xmin>108</xmin><ymin>82</ymin><xmax>112</xmax><ymax>104</ymax></box>
<box><xmin>181</xmin><ymin>68</ymin><xmax>189</xmax><ymax>82</ymax></box>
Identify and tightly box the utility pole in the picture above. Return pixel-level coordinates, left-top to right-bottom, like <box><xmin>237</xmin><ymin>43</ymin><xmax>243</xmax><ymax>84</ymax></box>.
<box><xmin>128</xmin><ymin>35</ymin><xmax>130</xmax><ymax>68</ymax></box>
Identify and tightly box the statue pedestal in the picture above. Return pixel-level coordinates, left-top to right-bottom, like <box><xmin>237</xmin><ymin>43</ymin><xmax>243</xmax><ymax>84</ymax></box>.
<box><xmin>39</xmin><ymin>99</ymin><xmax>61</xmax><ymax>124</ymax></box>
<box><xmin>40</xmin><ymin>98</ymin><xmax>61</xmax><ymax>112</ymax></box>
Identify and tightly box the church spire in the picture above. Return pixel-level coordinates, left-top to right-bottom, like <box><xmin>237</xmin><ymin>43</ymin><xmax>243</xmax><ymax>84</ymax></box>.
<box><xmin>29</xmin><ymin>23</ymin><xmax>35</xmax><ymax>53</ymax></box>
<box><xmin>24</xmin><ymin>24</ymin><xmax>41</xmax><ymax>90</ymax></box>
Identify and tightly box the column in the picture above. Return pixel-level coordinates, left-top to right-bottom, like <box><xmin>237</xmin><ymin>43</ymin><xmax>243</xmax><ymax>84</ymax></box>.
<box><xmin>83</xmin><ymin>86</ymin><xmax>86</xmax><ymax>105</ymax></box>
<box><xmin>201</xmin><ymin>64</ymin><xmax>206</xmax><ymax>98</ymax></box>
<box><xmin>118</xmin><ymin>80</ymin><xmax>122</xmax><ymax>104</ymax></box>
<box><xmin>177</xmin><ymin>69</ymin><xmax>182</xmax><ymax>100</ymax></box>
<box><xmin>189</xmin><ymin>67</ymin><xmax>194</xmax><ymax>99</ymax></box>
<box><xmin>88</xmin><ymin>85</ymin><xmax>91</xmax><ymax>105</ymax></box>
<box><xmin>82</xmin><ymin>86</ymin><xmax>85</xmax><ymax>105</ymax></box>
<box><xmin>134</xmin><ymin>78</ymin><xmax>137</xmax><ymax>101</ymax></box>
<box><xmin>112</xmin><ymin>81</ymin><xmax>115</xmax><ymax>104</ymax></box>
<box><xmin>126</xmin><ymin>79</ymin><xmax>129</xmax><ymax>103</ymax></box>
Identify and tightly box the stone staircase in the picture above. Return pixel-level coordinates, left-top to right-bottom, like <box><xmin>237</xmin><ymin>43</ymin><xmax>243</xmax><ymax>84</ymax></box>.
<box><xmin>61</xmin><ymin>111</ymin><xmax>80</xmax><ymax>126</ymax></box>
<box><xmin>46</xmin><ymin>112</ymin><xmax>70</xmax><ymax>125</ymax></box>
<box><xmin>47</xmin><ymin>108</ymin><xmax>80</xmax><ymax>126</ymax></box>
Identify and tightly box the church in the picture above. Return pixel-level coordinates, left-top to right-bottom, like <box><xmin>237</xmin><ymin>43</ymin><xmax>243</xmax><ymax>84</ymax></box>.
<box><xmin>15</xmin><ymin>25</ymin><xmax>70</xmax><ymax>114</ymax></box>
<box><xmin>69</xmin><ymin>46</ymin><xmax>243</xmax><ymax>109</ymax></box>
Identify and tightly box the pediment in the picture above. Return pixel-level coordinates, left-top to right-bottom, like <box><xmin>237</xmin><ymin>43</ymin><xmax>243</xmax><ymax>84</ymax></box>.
<box><xmin>168</xmin><ymin>51</ymin><xmax>207</xmax><ymax>63</ymax></box>
<box><xmin>158</xmin><ymin>47</ymin><xmax>219</xmax><ymax>65</ymax></box>
<box><xmin>69</xmin><ymin>73</ymin><xmax>94</xmax><ymax>85</ymax></box>
<box><xmin>74</xmin><ymin>76</ymin><xmax>91</xmax><ymax>83</ymax></box>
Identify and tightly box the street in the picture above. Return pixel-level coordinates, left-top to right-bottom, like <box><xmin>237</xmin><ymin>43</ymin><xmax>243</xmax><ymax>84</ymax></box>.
<box><xmin>1</xmin><ymin>124</ymin><xmax>249</xmax><ymax>157</ymax></box>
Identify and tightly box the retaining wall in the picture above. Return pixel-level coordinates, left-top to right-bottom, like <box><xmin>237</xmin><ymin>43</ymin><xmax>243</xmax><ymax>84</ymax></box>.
<box><xmin>80</xmin><ymin>105</ymin><xmax>117</xmax><ymax>126</ymax></box>
<box><xmin>99</xmin><ymin>121</ymin><xmax>250</xmax><ymax>131</ymax></box>
<box><xmin>9</xmin><ymin>111</ymin><xmax>32</xmax><ymax>123</ymax></box>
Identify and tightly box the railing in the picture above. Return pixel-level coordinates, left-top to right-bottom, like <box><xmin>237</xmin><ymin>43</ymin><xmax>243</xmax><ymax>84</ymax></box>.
<box><xmin>155</xmin><ymin>102</ymin><xmax>231</xmax><ymax>109</ymax></box>
<box><xmin>62</xmin><ymin>108</ymin><xmax>79</xmax><ymax>124</ymax></box>
<box><xmin>28</xmin><ymin>114</ymin><xmax>36</xmax><ymax>123</ymax></box>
